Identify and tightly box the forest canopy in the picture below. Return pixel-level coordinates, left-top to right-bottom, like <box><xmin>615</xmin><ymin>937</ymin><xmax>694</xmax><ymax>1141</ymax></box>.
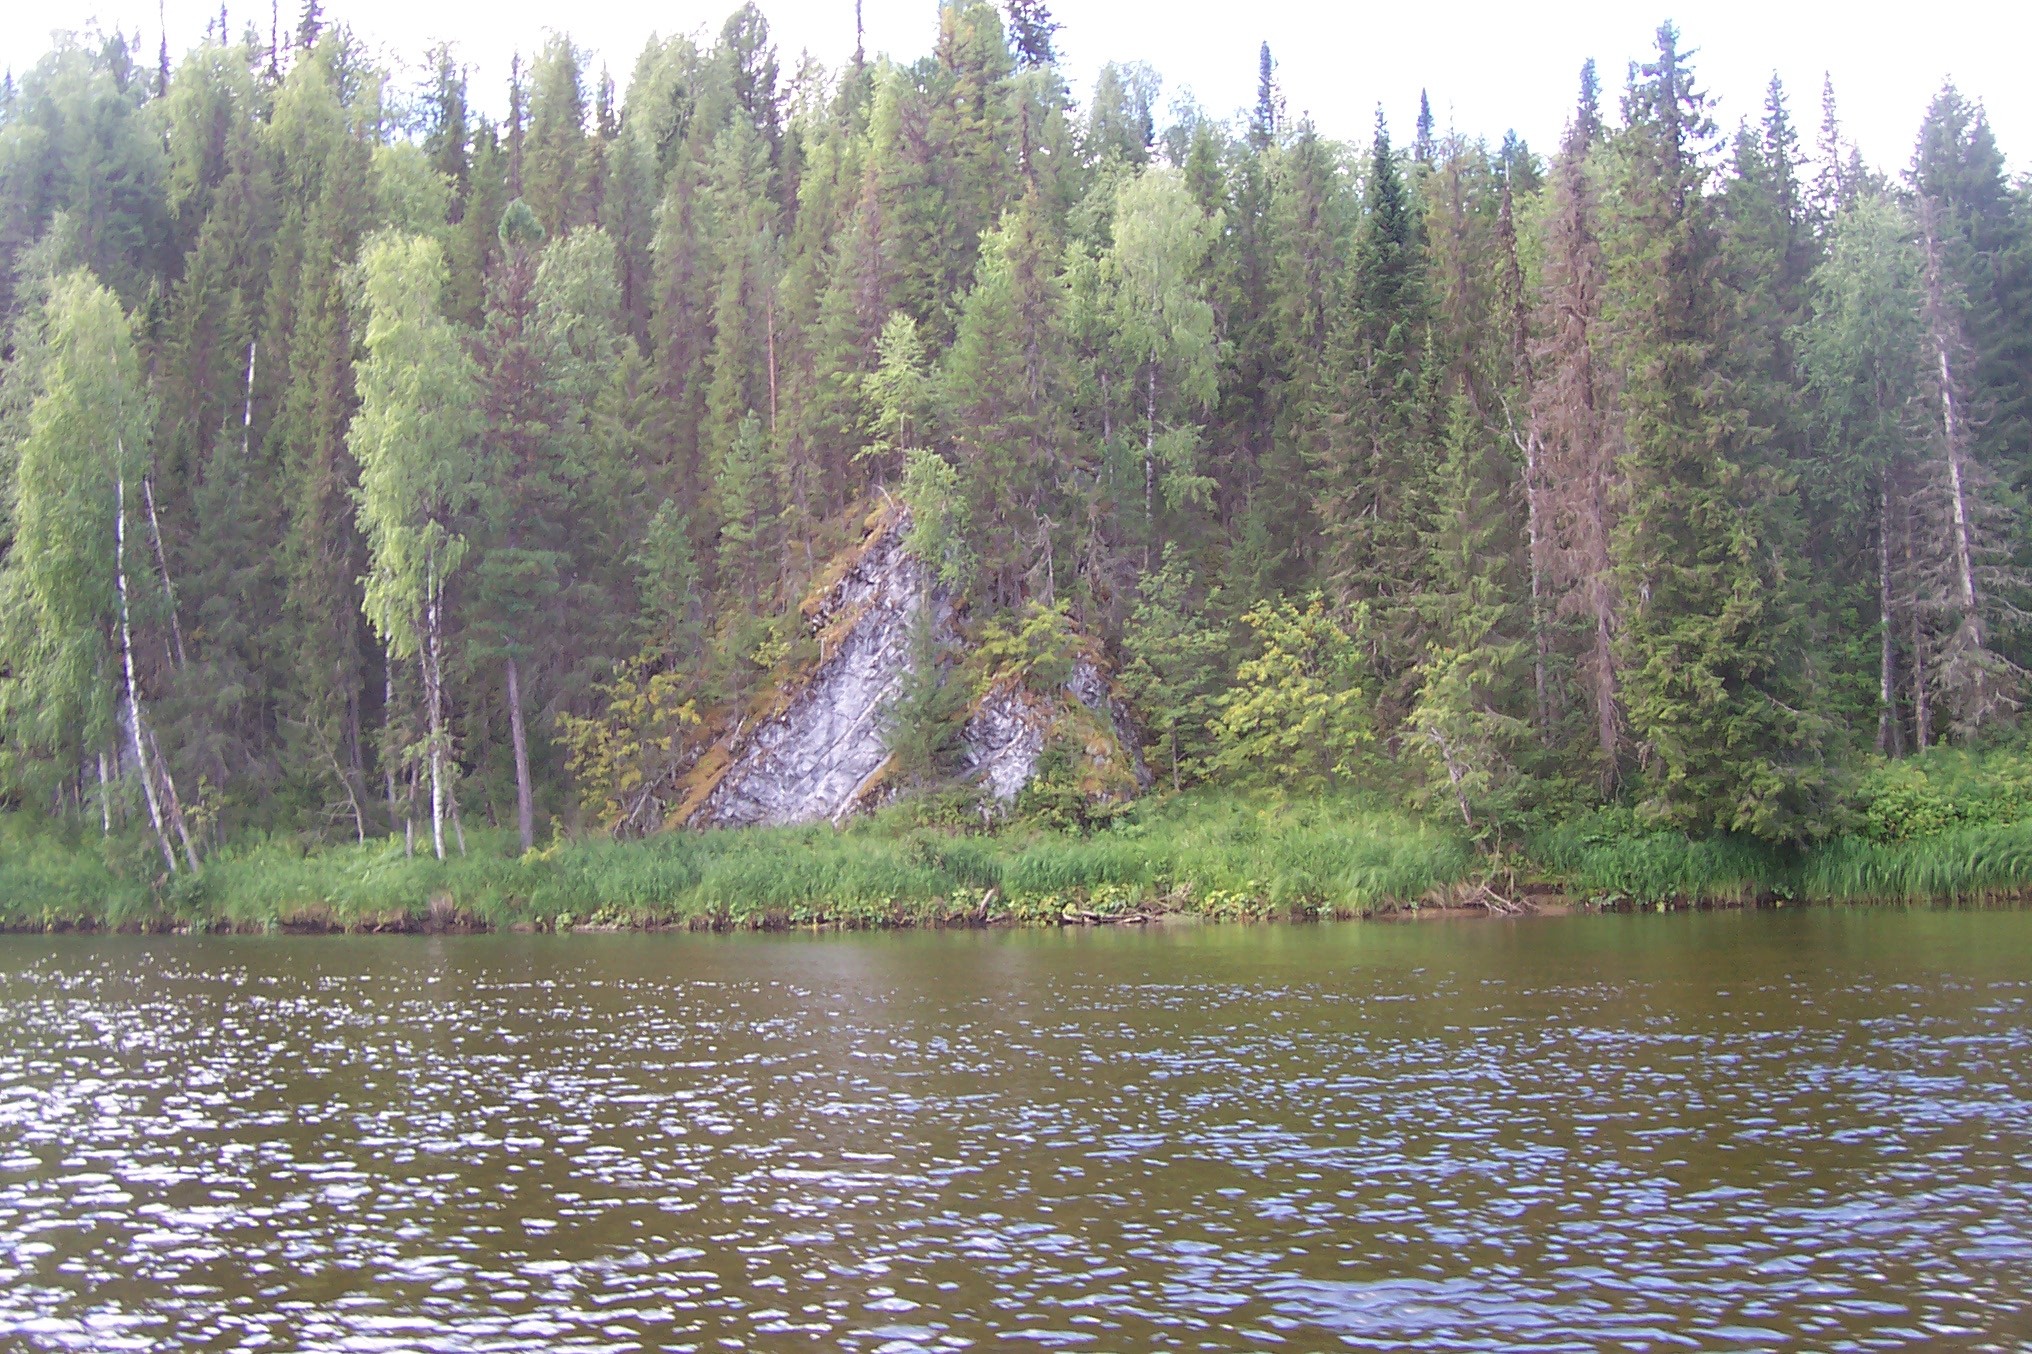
<box><xmin>2</xmin><ymin>3</ymin><xmax>2029</xmax><ymax>869</ymax></box>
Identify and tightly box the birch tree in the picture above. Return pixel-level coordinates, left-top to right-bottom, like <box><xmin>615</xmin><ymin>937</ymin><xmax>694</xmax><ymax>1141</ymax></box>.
<box><xmin>0</xmin><ymin>271</ymin><xmax>185</xmax><ymax>868</ymax></box>
<box><xmin>348</xmin><ymin>232</ymin><xmax>483</xmax><ymax>860</ymax></box>
<box><xmin>1101</xmin><ymin>168</ymin><xmax>1222</xmax><ymax>565</ymax></box>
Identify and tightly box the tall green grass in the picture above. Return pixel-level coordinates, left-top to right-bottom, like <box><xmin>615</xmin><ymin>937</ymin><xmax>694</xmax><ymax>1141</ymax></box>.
<box><xmin>11</xmin><ymin>778</ymin><xmax>2032</xmax><ymax>932</ymax></box>
<box><xmin>0</xmin><ymin>794</ymin><xmax>1479</xmax><ymax>931</ymax></box>
<box><xmin>1798</xmin><ymin>821</ymin><xmax>2032</xmax><ymax>902</ymax></box>
<box><xmin>0</xmin><ymin>818</ymin><xmax>151</xmax><ymax>929</ymax></box>
<box><xmin>1529</xmin><ymin>813</ymin><xmax>1795</xmax><ymax>904</ymax></box>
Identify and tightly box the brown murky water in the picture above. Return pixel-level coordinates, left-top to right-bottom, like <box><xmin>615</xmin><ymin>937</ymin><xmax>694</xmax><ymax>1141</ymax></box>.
<box><xmin>1</xmin><ymin>908</ymin><xmax>2028</xmax><ymax>1351</ymax></box>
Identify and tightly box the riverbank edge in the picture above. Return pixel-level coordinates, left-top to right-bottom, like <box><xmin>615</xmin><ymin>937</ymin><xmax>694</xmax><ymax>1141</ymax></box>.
<box><xmin>13</xmin><ymin>793</ymin><xmax>2032</xmax><ymax>936</ymax></box>
<box><xmin>6</xmin><ymin>888</ymin><xmax>2024</xmax><ymax>938</ymax></box>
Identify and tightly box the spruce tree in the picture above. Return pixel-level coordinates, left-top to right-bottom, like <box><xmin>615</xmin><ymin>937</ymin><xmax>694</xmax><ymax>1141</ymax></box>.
<box><xmin>1602</xmin><ymin>25</ymin><xmax>1817</xmax><ymax>837</ymax></box>
<box><xmin>1317</xmin><ymin>111</ymin><xmax>1428</xmax><ymax>697</ymax></box>
<box><xmin>1534</xmin><ymin>63</ymin><xmax>1623</xmax><ymax>786</ymax></box>
<box><xmin>940</xmin><ymin>188</ymin><xmax>1076</xmax><ymax>606</ymax></box>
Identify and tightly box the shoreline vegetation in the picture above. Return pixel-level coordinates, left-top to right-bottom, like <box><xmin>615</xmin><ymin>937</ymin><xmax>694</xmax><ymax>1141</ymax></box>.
<box><xmin>5</xmin><ymin>10</ymin><xmax>2032</xmax><ymax>923</ymax></box>
<box><xmin>10</xmin><ymin>757</ymin><xmax>2032</xmax><ymax>935</ymax></box>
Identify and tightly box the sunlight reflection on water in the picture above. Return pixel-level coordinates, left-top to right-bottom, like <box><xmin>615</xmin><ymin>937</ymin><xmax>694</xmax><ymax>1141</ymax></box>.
<box><xmin>0</xmin><ymin>909</ymin><xmax>2028</xmax><ymax>1351</ymax></box>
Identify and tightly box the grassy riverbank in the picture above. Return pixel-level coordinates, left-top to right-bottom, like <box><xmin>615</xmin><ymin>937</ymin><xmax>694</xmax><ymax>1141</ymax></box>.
<box><xmin>8</xmin><ymin>746</ymin><xmax>2032</xmax><ymax>933</ymax></box>
<box><xmin>1</xmin><ymin>794</ymin><xmax>1479</xmax><ymax>933</ymax></box>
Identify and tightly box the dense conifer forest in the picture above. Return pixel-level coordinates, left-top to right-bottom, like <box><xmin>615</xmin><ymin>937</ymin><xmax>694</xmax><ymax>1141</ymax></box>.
<box><xmin>4</xmin><ymin>0</ymin><xmax>2031</xmax><ymax>898</ymax></box>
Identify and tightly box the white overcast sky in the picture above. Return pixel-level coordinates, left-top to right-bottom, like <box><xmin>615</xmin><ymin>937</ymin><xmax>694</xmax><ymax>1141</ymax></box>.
<box><xmin>5</xmin><ymin>1</ymin><xmax>2028</xmax><ymax>175</ymax></box>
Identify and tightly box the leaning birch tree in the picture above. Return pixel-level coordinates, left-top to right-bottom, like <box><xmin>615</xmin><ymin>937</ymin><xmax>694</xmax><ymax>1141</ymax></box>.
<box><xmin>0</xmin><ymin>272</ymin><xmax>194</xmax><ymax>870</ymax></box>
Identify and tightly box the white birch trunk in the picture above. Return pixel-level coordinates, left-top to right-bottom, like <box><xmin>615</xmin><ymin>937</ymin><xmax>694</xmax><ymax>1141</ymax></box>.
<box><xmin>1921</xmin><ymin>208</ymin><xmax>1981</xmax><ymax>624</ymax></box>
<box><xmin>384</xmin><ymin>658</ymin><xmax>402</xmax><ymax>838</ymax></box>
<box><xmin>97</xmin><ymin>752</ymin><xmax>112</xmax><ymax>836</ymax></box>
<box><xmin>1523</xmin><ymin>426</ymin><xmax>1552</xmax><ymax>737</ymax></box>
<box><xmin>115</xmin><ymin>464</ymin><xmax>177</xmax><ymax>874</ymax></box>
<box><xmin>426</xmin><ymin>620</ymin><xmax>446</xmax><ymax>862</ymax></box>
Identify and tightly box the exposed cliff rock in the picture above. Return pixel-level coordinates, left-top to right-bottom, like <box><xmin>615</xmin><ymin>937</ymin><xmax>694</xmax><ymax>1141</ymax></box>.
<box><xmin>678</xmin><ymin>508</ymin><xmax>941</xmax><ymax>828</ymax></box>
<box><xmin>961</xmin><ymin>659</ymin><xmax>1150</xmax><ymax>806</ymax></box>
<box><xmin>674</xmin><ymin>507</ymin><xmax>1145</xmax><ymax>829</ymax></box>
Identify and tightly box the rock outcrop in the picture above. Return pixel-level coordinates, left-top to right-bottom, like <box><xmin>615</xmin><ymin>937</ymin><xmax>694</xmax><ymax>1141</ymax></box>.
<box><xmin>674</xmin><ymin>506</ymin><xmax>1145</xmax><ymax>829</ymax></box>
<box><xmin>961</xmin><ymin>658</ymin><xmax>1150</xmax><ymax>806</ymax></box>
<box><xmin>680</xmin><ymin>508</ymin><xmax>942</xmax><ymax>828</ymax></box>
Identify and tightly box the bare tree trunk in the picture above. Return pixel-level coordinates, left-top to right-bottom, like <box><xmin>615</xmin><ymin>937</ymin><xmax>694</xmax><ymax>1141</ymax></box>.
<box><xmin>97</xmin><ymin>752</ymin><xmax>112</xmax><ymax>836</ymax></box>
<box><xmin>1591</xmin><ymin>593</ymin><xmax>1618</xmax><ymax>783</ymax></box>
<box><xmin>147</xmin><ymin>724</ymin><xmax>202</xmax><ymax>870</ymax></box>
<box><xmin>423</xmin><ymin>587</ymin><xmax>446</xmax><ymax>862</ymax></box>
<box><xmin>140</xmin><ymin>475</ymin><xmax>187</xmax><ymax>669</ymax></box>
<box><xmin>765</xmin><ymin>296</ymin><xmax>778</xmax><ymax>433</ymax></box>
<box><xmin>115</xmin><ymin>466</ymin><xmax>177</xmax><ymax>875</ymax></box>
<box><xmin>1499</xmin><ymin>176</ymin><xmax>1555</xmax><ymax>743</ymax></box>
<box><xmin>1144</xmin><ymin>362</ymin><xmax>1158</xmax><ymax>571</ymax></box>
<box><xmin>135</xmin><ymin>467</ymin><xmax>200</xmax><ymax>867</ymax></box>
<box><xmin>1912</xmin><ymin>609</ymin><xmax>1932</xmax><ymax>751</ymax></box>
<box><xmin>448</xmin><ymin>776</ymin><xmax>468</xmax><ymax>857</ymax></box>
<box><xmin>425</xmin><ymin>568</ymin><xmax>467</xmax><ymax>860</ymax></box>
<box><xmin>1501</xmin><ymin>397</ymin><xmax>1554</xmax><ymax>740</ymax></box>
<box><xmin>241</xmin><ymin>340</ymin><xmax>257</xmax><ymax>461</ymax></box>
<box><xmin>1921</xmin><ymin>207</ymin><xmax>1980</xmax><ymax>624</ymax></box>
<box><xmin>1907</xmin><ymin>509</ymin><xmax>1932</xmax><ymax>751</ymax></box>
<box><xmin>1877</xmin><ymin>483</ymin><xmax>1903</xmax><ymax>756</ymax></box>
<box><xmin>1536</xmin><ymin>135</ymin><xmax>1620</xmax><ymax>786</ymax></box>
<box><xmin>505</xmin><ymin>655</ymin><xmax>535</xmax><ymax>852</ymax></box>
<box><xmin>345</xmin><ymin>685</ymin><xmax>365</xmax><ymax>827</ymax></box>
<box><xmin>384</xmin><ymin>658</ymin><xmax>402</xmax><ymax>838</ymax></box>
<box><xmin>1423</xmin><ymin>726</ymin><xmax>1475</xmax><ymax>830</ymax></box>
<box><xmin>1522</xmin><ymin>426</ymin><xmax>1552</xmax><ymax>738</ymax></box>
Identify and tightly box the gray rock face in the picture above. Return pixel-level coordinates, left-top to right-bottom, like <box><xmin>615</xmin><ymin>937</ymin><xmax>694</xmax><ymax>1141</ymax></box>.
<box><xmin>688</xmin><ymin>516</ymin><xmax>937</xmax><ymax>828</ymax></box>
<box><xmin>959</xmin><ymin>680</ymin><xmax>1049</xmax><ymax>804</ymax></box>
<box><xmin>684</xmin><ymin>509</ymin><xmax>1146</xmax><ymax>829</ymax></box>
<box><xmin>960</xmin><ymin>658</ymin><xmax>1152</xmax><ymax>804</ymax></box>
<box><xmin>1068</xmin><ymin>658</ymin><xmax>1154</xmax><ymax>791</ymax></box>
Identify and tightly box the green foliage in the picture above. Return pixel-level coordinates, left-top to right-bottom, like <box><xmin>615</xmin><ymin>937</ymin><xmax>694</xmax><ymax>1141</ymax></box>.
<box><xmin>862</xmin><ymin>312</ymin><xmax>932</xmax><ymax>464</ymax></box>
<box><xmin>899</xmin><ymin>448</ymin><xmax>975</xmax><ymax>594</ymax></box>
<box><xmin>2</xmin><ymin>10</ymin><xmax>2029</xmax><ymax>872</ymax></box>
<box><xmin>712</xmin><ymin>411</ymin><xmax>776</xmax><ymax>596</ymax></box>
<box><xmin>1850</xmin><ymin>745</ymin><xmax>2032</xmax><ymax>843</ymax></box>
<box><xmin>1014</xmin><ymin>733</ymin><xmax>1133</xmax><ymax>832</ymax></box>
<box><xmin>1602</xmin><ymin>26</ymin><xmax>1821</xmax><ymax>841</ymax></box>
<box><xmin>1100</xmin><ymin>167</ymin><xmax>1224</xmax><ymax>547</ymax></box>
<box><xmin>634</xmin><ymin>499</ymin><xmax>703</xmax><ymax>658</ymax></box>
<box><xmin>1405</xmin><ymin>390</ymin><xmax>1532</xmax><ymax>839</ymax></box>
<box><xmin>349</xmin><ymin>232</ymin><xmax>482</xmax><ymax>658</ymax></box>
<box><xmin>556</xmin><ymin>652</ymin><xmax>701</xmax><ymax>835</ymax></box>
<box><xmin>1120</xmin><ymin>547</ymin><xmax>1229</xmax><ymax>789</ymax></box>
<box><xmin>0</xmin><ymin>791</ymin><xmax>1483</xmax><ymax>931</ymax></box>
<box><xmin>373</xmin><ymin>142</ymin><xmax>452</xmax><ymax>240</ymax></box>
<box><xmin>974</xmin><ymin>598</ymin><xmax>1081</xmax><ymax>692</ymax></box>
<box><xmin>0</xmin><ymin>271</ymin><xmax>148</xmax><ymax>777</ymax></box>
<box><xmin>883</xmin><ymin>602</ymin><xmax>967</xmax><ymax>788</ymax></box>
<box><xmin>1212</xmin><ymin>595</ymin><xmax>1373</xmax><ymax>789</ymax></box>
<box><xmin>1530</xmin><ymin>809</ymin><xmax>1790</xmax><ymax>905</ymax></box>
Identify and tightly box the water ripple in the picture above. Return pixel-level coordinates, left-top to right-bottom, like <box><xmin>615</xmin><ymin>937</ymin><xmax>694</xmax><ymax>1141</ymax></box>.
<box><xmin>0</xmin><ymin>910</ymin><xmax>2028</xmax><ymax>1351</ymax></box>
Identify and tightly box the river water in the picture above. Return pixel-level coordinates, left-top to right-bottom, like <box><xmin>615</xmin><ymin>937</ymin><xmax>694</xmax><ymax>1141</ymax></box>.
<box><xmin>0</xmin><ymin>908</ymin><xmax>2028</xmax><ymax>1352</ymax></box>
